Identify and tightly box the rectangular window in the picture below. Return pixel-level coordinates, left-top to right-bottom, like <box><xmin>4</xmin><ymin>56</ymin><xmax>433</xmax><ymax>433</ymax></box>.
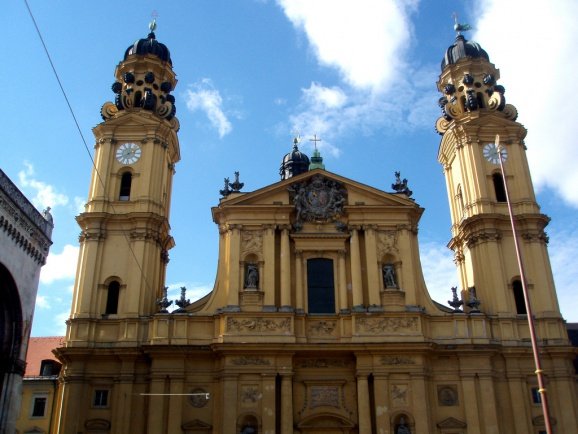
<box><xmin>531</xmin><ymin>387</ymin><xmax>542</xmax><ymax>404</ymax></box>
<box><xmin>307</xmin><ymin>258</ymin><xmax>335</xmax><ymax>314</ymax></box>
<box><xmin>93</xmin><ymin>389</ymin><xmax>109</xmax><ymax>407</ymax></box>
<box><xmin>31</xmin><ymin>396</ymin><xmax>47</xmax><ymax>417</ymax></box>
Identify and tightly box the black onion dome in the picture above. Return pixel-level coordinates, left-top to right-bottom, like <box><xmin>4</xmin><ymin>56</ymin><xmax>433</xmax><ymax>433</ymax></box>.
<box><xmin>280</xmin><ymin>141</ymin><xmax>310</xmax><ymax>180</ymax></box>
<box><xmin>441</xmin><ymin>35</ymin><xmax>489</xmax><ymax>71</ymax></box>
<box><xmin>124</xmin><ymin>32</ymin><xmax>172</xmax><ymax>65</ymax></box>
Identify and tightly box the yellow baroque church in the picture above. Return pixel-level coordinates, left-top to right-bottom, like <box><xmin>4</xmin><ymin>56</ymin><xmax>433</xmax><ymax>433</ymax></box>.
<box><xmin>52</xmin><ymin>24</ymin><xmax>578</xmax><ymax>434</ymax></box>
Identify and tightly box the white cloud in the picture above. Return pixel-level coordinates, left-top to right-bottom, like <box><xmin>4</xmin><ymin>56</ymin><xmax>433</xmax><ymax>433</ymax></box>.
<box><xmin>74</xmin><ymin>196</ymin><xmax>86</xmax><ymax>214</ymax></box>
<box><xmin>548</xmin><ymin>226</ymin><xmax>578</xmax><ymax>322</ymax></box>
<box><xmin>18</xmin><ymin>162</ymin><xmax>69</xmax><ymax>210</ymax></box>
<box><xmin>277</xmin><ymin>0</ymin><xmax>417</xmax><ymax>90</ymax></box>
<box><xmin>184</xmin><ymin>79</ymin><xmax>232</xmax><ymax>138</ymax></box>
<box><xmin>473</xmin><ymin>0</ymin><xmax>578</xmax><ymax>207</ymax></box>
<box><xmin>420</xmin><ymin>241</ymin><xmax>459</xmax><ymax>307</ymax></box>
<box><xmin>40</xmin><ymin>244</ymin><xmax>79</xmax><ymax>284</ymax></box>
<box><xmin>36</xmin><ymin>295</ymin><xmax>51</xmax><ymax>309</ymax></box>
<box><xmin>303</xmin><ymin>83</ymin><xmax>347</xmax><ymax>109</ymax></box>
<box><xmin>53</xmin><ymin>312</ymin><xmax>70</xmax><ymax>336</ymax></box>
<box><xmin>276</xmin><ymin>1</ymin><xmax>440</xmax><ymax>155</ymax></box>
<box><xmin>287</xmin><ymin>78</ymin><xmax>438</xmax><ymax>157</ymax></box>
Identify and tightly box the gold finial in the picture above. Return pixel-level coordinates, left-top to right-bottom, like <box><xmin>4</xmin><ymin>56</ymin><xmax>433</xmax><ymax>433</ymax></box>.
<box><xmin>452</xmin><ymin>12</ymin><xmax>472</xmax><ymax>36</ymax></box>
<box><xmin>149</xmin><ymin>10</ymin><xmax>159</xmax><ymax>33</ymax></box>
<box><xmin>292</xmin><ymin>130</ymin><xmax>301</xmax><ymax>148</ymax></box>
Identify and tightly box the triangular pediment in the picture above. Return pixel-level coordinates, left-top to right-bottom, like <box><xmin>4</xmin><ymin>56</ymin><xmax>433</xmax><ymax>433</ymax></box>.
<box><xmin>436</xmin><ymin>417</ymin><xmax>467</xmax><ymax>428</ymax></box>
<box><xmin>216</xmin><ymin>169</ymin><xmax>418</xmax><ymax>209</ymax></box>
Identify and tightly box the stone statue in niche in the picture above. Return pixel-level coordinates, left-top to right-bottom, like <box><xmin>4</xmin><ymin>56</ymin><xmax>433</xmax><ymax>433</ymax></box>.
<box><xmin>245</xmin><ymin>264</ymin><xmax>259</xmax><ymax>289</ymax></box>
<box><xmin>382</xmin><ymin>264</ymin><xmax>397</xmax><ymax>288</ymax></box>
<box><xmin>396</xmin><ymin>417</ymin><xmax>411</xmax><ymax>434</ymax></box>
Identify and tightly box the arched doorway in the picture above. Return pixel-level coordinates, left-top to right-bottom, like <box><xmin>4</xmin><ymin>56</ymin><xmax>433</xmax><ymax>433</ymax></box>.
<box><xmin>0</xmin><ymin>263</ymin><xmax>23</xmax><ymax>430</ymax></box>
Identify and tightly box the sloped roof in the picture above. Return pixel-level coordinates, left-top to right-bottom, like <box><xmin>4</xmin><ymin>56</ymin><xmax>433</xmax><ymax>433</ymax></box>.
<box><xmin>25</xmin><ymin>336</ymin><xmax>64</xmax><ymax>377</ymax></box>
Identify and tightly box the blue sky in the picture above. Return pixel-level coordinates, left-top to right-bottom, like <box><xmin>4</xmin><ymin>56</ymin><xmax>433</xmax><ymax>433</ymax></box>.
<box><xmin>2</xmin><ymin>0</ymin><xmax>577</xmax><ymax>336</ymax></box>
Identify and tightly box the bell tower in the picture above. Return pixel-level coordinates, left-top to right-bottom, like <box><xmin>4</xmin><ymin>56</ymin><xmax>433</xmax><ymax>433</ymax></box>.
<box><xmin>70</xmin><ymin>21</ymin><xmax>180</xmax><ymax>321</ymax></box>
<box><xmin>435</xmin><ymin>32</ymin><xmax>561</xmax><ymax>319</ymax></box>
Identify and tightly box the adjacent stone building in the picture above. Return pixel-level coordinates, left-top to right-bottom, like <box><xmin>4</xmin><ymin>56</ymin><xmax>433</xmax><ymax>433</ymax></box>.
<box><xmin>0</xmin><ymin>169</ymin><xmax>53</xmax><ymax>434</ymax></box>
<box><xmin>52</xmin><ymin>25</ymin><xmax>578</xmax><ymax>434</ymax></box>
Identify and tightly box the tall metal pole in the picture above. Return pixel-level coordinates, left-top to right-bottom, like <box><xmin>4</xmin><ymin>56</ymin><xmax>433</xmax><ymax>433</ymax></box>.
<box><xmin>495</xmin><ymin>134</ymin><xmax>553</xmax><ymax>434</ymax></box>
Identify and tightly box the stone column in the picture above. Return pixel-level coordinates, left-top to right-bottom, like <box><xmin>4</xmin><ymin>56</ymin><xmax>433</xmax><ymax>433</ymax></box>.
<box><xmin>551</xmin><ymin>370</ymin><xmax>578</xmax><ymax>432</ymax></box>
<box><xmin>350</xmin><ymin>227</ymin><xmax>364</xmax><ymax>309</ymax></box>
<box><xmin>363</xmin><ymin>225</ymin><xmax>381</xmax><ymax>306</ymax></box>
<box><xmin>461</xmin><ymin>374</ymin><xmax>482</xmax><ymax>434</ymax></box>
<box><xmin>356</xmin><ymin>374</ymin><xmax>372</xmax><ymax>433</ymax></box>
<box><xmin>295</xmin><ymin>250</ymin><xmax>304</xmax><ymax>311</ymax></box>
<box><xmin>411</xmin><ymin>373</ymin><xmax>431</xmax><ymax>434</ymax></box>
<box><xmin>373</xmin><ymin>374</ymin><xmax>389</xmax><ymax>431</ymax></box>
<box><xmin>111</xmin><ymin>357</ymin><xmax>135</xmax><ymax>434</ymax></box>
<box><xmin>227</xmin><ymin>225</ymin><xmax>241</xmax><ymax>307</ymax></box>
<box><xmin>222</xmin><ymin>374</ymin><xmax>239</xmax><ymax>434</ymax></box>
<box><xmin>263</xmin><ymin>225</ymin><xmax>276</xmax><ymax>307</ymax></box>
<box><xmin>478</xmin><ymin>373</ymin><xmax>499</xmax><ymax>434</ymax></box>
<box><xmin>146</xmin><ymin>376</ymin><xmax>166</xmax><ymax>434</ymax></box>
<box><xmin>261</xmin><ymin>374</ymin><xmax>276</xmax><ymax>433</ymax></box>
<box><xmin>281</xmin><ymin>374</ymin><xmax>294</xmax><ymax>434</ymax></box>
<box><xmin>167</xmin><ymin>375</ymin><xmax>184</xmax><ymax>434</ymax></box>
<box><xmin>280</xmin><ymin>227</ymin><xmax>292</xmax><ymax>310</ymax></box>
<box><xmin>506</xmin><ymin>374</ymin><xmax>531</xmax><ymax>433</ymax></box>
<box><xmin>54</xmin><ymin>378</ymin><xmax>86</xmax><ymax>434</ymax></box>
<box><xmin>338</xmin><ymin>250</ymin><xmax>348</xmax><ymax>312</ymax></box>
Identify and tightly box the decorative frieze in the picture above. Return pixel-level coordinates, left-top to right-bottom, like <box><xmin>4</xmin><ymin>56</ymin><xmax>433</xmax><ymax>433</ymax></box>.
<box><xmin>189</xmin><ymin>388</ymin><xmax>209</xmax><ymax>408</ymax></box>
<box><xmin>231</xmin><ymin>356</ymin><xmax>271</xmax><ymax>366</ymax></box>
<box><xmin>391</xmin><ymin>384</ymin><xmax>408</xmax><ymax>406</ymax></box>
<box><xmin>310</xmin><ymin>386</ymin><xmax>340</xmax><ymax>409</ymax></box>
<box><xmin>226</xmin><ymin>317</ymin><xmax>291</xmax><ymax>333</ymax></box>
<box><xmin>377</xmin><ymin>230</ymin><xmax>398</xmax><ymax>256</ymax></box>
<box><xmin>308</xmin><ymin>320</ymin><xmax>336</xmax><ymax>336</ymax></box>
<box><xmin>297</xmin><ymin>358</ymin><xmax>353</xmax><ymax>369</ymax></box>
<box><xmin>241</xmin><ymin>230</ymin><xmax>263</xmax><ymax>255</ymax></box>
<box><xmin>240</xmin><ymin>385</ymin><xmax>261</xmax><ymax>407</ymax></box>
<box><xmin>380</xmin><ymin>356</ymin><xmax>415</xmax><ymax>366</ymax></box>
<box><xmin>437</xmin><ymin>385</ymin><xmax>459</xmax><ymax>406</ymax></box>
<box><xmin>356</xmin><ymin>317</ymin><xmax>418</xmax><ymax>334</ymax></box>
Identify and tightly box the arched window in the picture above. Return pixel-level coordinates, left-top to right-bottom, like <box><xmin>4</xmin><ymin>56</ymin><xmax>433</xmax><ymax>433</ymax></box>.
<box><xmin>119</xmin><ymin>172</ymin><xmax>132</xmax><ymax>201</ymax></box>
<box><xmin>493</xmin><ymin>173</ymin><xmax>507</xmax><ymax>202</ymax></box>
<box><xmin>105</xmin><ymin>281</ymin><xmax>120</xmax><ymax>315</ymax></box>
<box><xmin>307</xmin><ymin>258</ymin><xmax>335</xmax><ymax>314</ymax></box>
<box><xmin>456</xmin><ymin>184</ymin><xmax>464</xmax><ymax>215</ymax></box>
<box><xmin>512</xmin><ymin>279</ymin><xmax>527</xmax><ymax>314</ymax></box>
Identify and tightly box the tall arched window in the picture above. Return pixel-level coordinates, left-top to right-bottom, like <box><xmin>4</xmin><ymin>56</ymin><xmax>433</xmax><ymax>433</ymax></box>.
<box><xmin>456</xmin><ymin>184</ymin><xmax>465</xmax><ymax>216</ymax></box>
<box><xmin>119</xmin><ymin>172</ymin><xmax>132</xmax><ymax>201</ymax></box>
<box><xmin>307</xmin><ymin>258</ymin><xmax>335</xmax><ymax>314</ymax></box>
<box><xmin>105</xmin><ymin>281</ymin><xmax>120</xmax><ymax>314</ymax></box>
<box><xmin>512</xmin><ymin>279</ymin><xmax>527</xmax><ymax>314</ymax></box>
<box><xmin>493</xmin><ymin>173</ymin><xmax>507</xmax><ymax>202</ymax></box>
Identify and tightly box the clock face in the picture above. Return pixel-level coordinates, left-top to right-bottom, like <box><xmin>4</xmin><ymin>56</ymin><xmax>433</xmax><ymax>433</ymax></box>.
<box><xmin>483</xmin><ymin>143</ymin><xmax>507</xmax><ymax>165</ymax></box>
<box><xmin>116</xmin><ymin>142</ymin><xmax>141</xmax><ymax>165</ymax></box>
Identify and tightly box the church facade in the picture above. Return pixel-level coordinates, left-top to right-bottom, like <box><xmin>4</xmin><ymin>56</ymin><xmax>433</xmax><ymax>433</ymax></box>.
<box><xmin>52</xmin><ymin>25</ymin><xmax>578</xmax><ymax>434</ymax></box>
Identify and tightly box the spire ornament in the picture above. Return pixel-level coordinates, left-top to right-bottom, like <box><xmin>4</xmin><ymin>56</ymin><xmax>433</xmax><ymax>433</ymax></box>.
<box><xmin>156</xmin><ymin>286</ymin><xmax>172</xmax><ymax>313</ymax></box>
<box><xmin>391</xmin><ymin>171</ymin><xmax>413</xmax><ymax>197</ymax></box>
<box><xmin>448</xmin><ymin>286</ymin><xmax>463</xmax><ymax>312</ymax></box>
<box><xmin>173</xmin><ymin>287</ymin><xmax>191</xmax><ymax>313</ymax></box>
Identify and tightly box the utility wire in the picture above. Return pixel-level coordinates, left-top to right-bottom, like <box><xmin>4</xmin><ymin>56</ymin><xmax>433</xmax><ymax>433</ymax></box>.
<box><xmin>24</xmin><ymin>0</ymin><xmax>157</xmax><ymax>299</ymax></box>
